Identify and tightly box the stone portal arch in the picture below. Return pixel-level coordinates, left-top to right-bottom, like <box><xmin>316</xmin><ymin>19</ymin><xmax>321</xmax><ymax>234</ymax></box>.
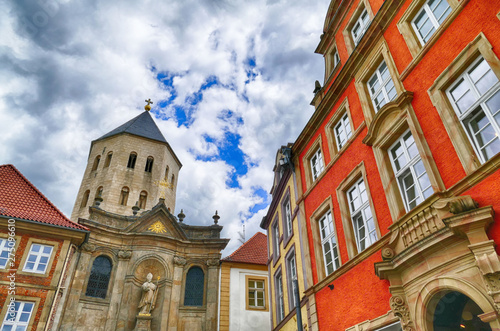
<box><xmin>414</xmin><ymin>277</ymin><xmax>499</xmax><ymax>330</ymax></box>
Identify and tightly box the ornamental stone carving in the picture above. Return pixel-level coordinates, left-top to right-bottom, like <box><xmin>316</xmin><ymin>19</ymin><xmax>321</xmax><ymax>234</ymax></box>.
<box><xmin>206</xmin><ymin>258</ymin><xmax>219</xmax><ymax>267</ymax></box>
<box><xmin>381</xmin><ymin>247</ymin><xmax>395</xmax><ymax>261</ymax></box>
<box><xmin>118</xmin><ymin>250</ymin><xmax>132</xmax><ymax>260</ymax></box>
<box><xmin>173</xmin><ymin>256</ymin><xmax>186</xmax><ymax>266</ymax></box>
<box><xmin>81</xmin><ymin>243</ymin><xmax>96</xmax><ymax>253</ymax></box>
<box><xmin>390</xmin><ymin>295</ymin><xmax>415</xmax><ymax>331</ymax></box>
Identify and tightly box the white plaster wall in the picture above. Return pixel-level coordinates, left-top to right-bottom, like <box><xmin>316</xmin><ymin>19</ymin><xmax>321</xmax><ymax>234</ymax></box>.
<box><xmin>229</xmin><ymin>267</ymin><xmax>270</xmax><ymax>331</ymax></box>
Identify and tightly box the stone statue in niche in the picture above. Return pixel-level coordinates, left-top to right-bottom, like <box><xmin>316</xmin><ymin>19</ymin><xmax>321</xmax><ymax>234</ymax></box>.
<box><xmin>138</xmin><ymin>273</ymin><xmax>158</xmax><ymax>315</ymax></box>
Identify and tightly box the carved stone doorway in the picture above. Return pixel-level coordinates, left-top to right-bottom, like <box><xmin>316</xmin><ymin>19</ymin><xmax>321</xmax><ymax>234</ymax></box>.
<box><xmin>428</xmin><ymin>291</ymin><xmax>492</xmax><ymax>331</ymax></box>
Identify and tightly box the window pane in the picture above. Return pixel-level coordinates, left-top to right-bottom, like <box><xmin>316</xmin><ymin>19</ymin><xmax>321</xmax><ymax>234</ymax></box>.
<box><xmin>431</xmin><ymin>0</ymin><xmax>451</xmax><ymax>24</ymax></box>
<box><xmin>415</xmin><ymin>12</ymin><xmax>435</xmax><ymax>42</ymax></box>
<box><xmin>470</xmin><ymin>59</ymin><xmax>498</xmax><ymax>95</ymax></box>
<box><xmin>486</xmin><ymin>90</ymin><xmax>500</xmax><ymax>124</ymax></box>
<box><xmin>31</xmin><ymin>245</ymin><xmax>40</xmax><ymax>253</ymax></box>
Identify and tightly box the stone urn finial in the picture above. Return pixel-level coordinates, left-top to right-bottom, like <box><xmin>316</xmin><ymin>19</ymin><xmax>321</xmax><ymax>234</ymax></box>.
<box><xmin>177</xmin><ymin>209</ymin><xmax>185</xmax><ymax>222</ymax></box>
<box><xmin>94</xmin><ymin>193</ymin><xmax>103</xmax><ymax>207</ymax></box>
<box><xmin>132</xmin><ymin>201</ymin><xmax>140</xmax><ymax>216</ymax></box>
<box><xmin>213</xmin><ymin>210</ymin><xmax>220</xmax><ymax>224</ymax></box>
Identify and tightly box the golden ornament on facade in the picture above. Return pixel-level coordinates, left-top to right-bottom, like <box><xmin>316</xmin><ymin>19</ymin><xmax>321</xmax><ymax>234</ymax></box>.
<box><xmin>148</xmin><ymin>221</ymin><xmax>167</xmax><ymax>234</ymax></box>
<box><xmin>153</xmin><ymin>179</ymin><xmax>174</xmax><ymax>199</ymax></box>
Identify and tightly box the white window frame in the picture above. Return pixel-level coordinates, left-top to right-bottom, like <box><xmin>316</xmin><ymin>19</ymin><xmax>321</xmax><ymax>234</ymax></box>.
<box><xmin>22</xmin><ymin>243</ymin><xmax>53</xmax><ymax>274</ymax></box>
<box><xmin>318</xmin><ymin>211</ymin><xmax>341</xmax><ymax>276</ymax></box>
<box><xmin>1</xmin><ymin>301</ymin><xmax>34</xmax><ymax>330</ymax></box>
<box><xmin>351</xmin><ymin>8</ymin><xmax>370</xmax><ymax>46</ymax></box>
<box><xmin>287</xmin><ymin>253</ymin><xmax>297</xmax><ymax>309</ymax></box>
<box><xmin>0</xmin><ymin>239</ymin><xmax>12</xmax><ymax>269</ymax></box>
<box><xmin>446</xmin><ymin>56</ymin><xmax>500</xmax><ymax>163</ymax></box>
<box><xmin>310</xmin><ymin>148</ymin><xmax>325</xmax><ymax>181</ymax></box>
<box><xmin>284</xmin><ymin>198</ymin><xmax>292</xmax><ymax>237</ymax></box>
<box><xmin>347</xmin><ymin>178</ymin><xmax>377</xmax><ymax>252</ymax></box>
<box><xmin>248</xmin><ymin>279</ymin><xmax>266</xmax><ymax>309</ymax></box>
<box><xmin>368</xmin><ymin>60</ymin><xmax>397</xmax><ymax>112</ymax></box>
<box><xmin>276</xmin><ymin>273</ymin><xmax>285</xmax><ymax>321</ymax></box>
<box><xmin>334</xmin><ymin>113</ymin><xmax>353</xmax><ymax>151</ymax></box>
<box><xmin>333</xmin><ymin>49</ymin><xmax>340</xmax><ymax>69</ymax></box>
<box><xmin>389</xmin><ymin>130</ymin><xmax>434</xmax><ymax>211</ymax></box>
<box><xmin>273</xmin><ymin>222</ymin><xmax>280</xmax><ymax>257</ymax></box>
<box><xmin>411</xmin><ymin>0</ymin><xmax>452</xmax><ymax>45</ymax></box>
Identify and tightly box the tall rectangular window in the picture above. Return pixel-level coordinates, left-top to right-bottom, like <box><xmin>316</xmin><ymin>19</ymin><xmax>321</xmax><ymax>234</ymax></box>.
<box><xmin>248</xmin><ymin>279</ymin><xmax>266</xmax><ymax>309</ymax></box>
<box><xmin>1</xmin><ymin>301</ymin><xmax>34</xmax><ymax>330</ymax></box>
<box><xmin>351</xmin><ymin>8</ymin><xmax>370</xmax><ymax>46</ymax></box>
<box><xmin>284</xmin><ymin>199</ymin><xmax>292</xmax><ymax>237</ymax></box>
<box><xmin>334</xmin><ymin>113</ymin><xmax>353</xmax><ymax>150</ymax></box>
<box><xmin>0</xmin><ymin>239</ymin><xmax>12</xmax><ymax>269</ymax></box>
<box><xmin>23</xmin><ymin>243</ymin><xmax>53</xmax><ymax>274</ymax></box>
<box><xmin>348</xmin><ymin>179</ymin><xmax>377</xmax><ymax>252</ymax></box>
<box><xmin>319</xmin><ymin>211</ymin><xmax>341</xmax><ymax>275</ymax></box>
<box><xmin>412</xmin><ymin>0</ymin><xmax>451</xmax><ymax>44</ymax></box>
<box><xmin>446</xmin><ymin>56</ymin><xmax>500</xmax><ymax>163</ymax></box>
<box><xmin>275</xmin><ymin>272</ymin><xmax>285</xmax><ymax>321</ymax></box>
<box><xmin>272</xmin><ymin>222</ymin><xmax>280</xmax><ymax>258</ymax></box>
<box><xmin>286</xmin><ymin>253</ymin><xmax>297</xmax><ymax>309</ymax></box>
<box><xmin>310</xmin><ymin>148</ymin><xmax>325</xmax><ymax>181</ymax></box>
<box><xmin>389</xmin><ymin>130</ymin><xmax>434</xmax><ymax>211</ymax></box>
<box><xmin>368</xmin><ymin>61</ymin><xmax>397</xmax><ymax>111</ymax></box>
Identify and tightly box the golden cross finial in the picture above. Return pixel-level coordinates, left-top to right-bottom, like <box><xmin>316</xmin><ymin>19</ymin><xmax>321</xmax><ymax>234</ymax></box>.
<box><xmin>145</xmin><ymin>99</ymin><xmax>153</xmax><ymax>111</ymax></box>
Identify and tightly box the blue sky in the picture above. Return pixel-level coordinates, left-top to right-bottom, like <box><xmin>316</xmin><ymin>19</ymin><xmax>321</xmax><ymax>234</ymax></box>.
<box><xmin>0</xmin><ymin>0</ymin><xmax>330</xmax><ymax>255</ymax></box>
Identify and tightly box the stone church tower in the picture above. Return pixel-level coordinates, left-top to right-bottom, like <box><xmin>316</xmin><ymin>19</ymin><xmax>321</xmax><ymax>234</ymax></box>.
<box><xmin>57</xmin><ymin>103</ymin><xmax>229</xmax><ymax>331</ymax></box>
<box><xmin>71</xmin><ymin>103</ymin><xmax>181</xmax><ymax>221</ymax></box>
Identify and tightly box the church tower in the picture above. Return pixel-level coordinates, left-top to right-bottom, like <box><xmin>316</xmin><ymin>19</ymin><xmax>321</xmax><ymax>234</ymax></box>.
<box><xmin>70</xmin><ymin>101</ymin><xmax>182</xmax><ymax>221</ymax></box>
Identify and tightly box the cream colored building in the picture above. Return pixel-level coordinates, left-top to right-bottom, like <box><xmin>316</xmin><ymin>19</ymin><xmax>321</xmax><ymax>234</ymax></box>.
<box><xmin>58</xmin><ymin>107</ymin><xmax>229</xmax><ymax>331</ymax></box>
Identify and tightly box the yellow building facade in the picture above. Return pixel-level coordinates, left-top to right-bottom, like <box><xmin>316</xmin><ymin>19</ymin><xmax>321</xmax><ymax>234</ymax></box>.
<box><xmin>260</xmin><ymin>145</ymin><xmax>314</xmax><ymax>330</ymax></box>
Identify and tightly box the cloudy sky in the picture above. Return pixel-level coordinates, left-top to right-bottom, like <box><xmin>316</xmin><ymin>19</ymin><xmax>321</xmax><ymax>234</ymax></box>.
<box><xmin>1</xmin><ymin>0</ymin><xmax>330</xmax><ymax>255</ymax></box>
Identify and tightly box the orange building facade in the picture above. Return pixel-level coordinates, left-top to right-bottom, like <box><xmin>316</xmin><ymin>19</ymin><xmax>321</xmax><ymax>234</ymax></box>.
<box><xmin>284</xmin><ymin>0</ymin><xmax>500</xmax><ymax>330</ymax></box>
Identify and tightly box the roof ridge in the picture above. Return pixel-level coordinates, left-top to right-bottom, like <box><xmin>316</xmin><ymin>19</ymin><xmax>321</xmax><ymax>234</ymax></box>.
<box><xmin>222</xmin><ymin>232</ymin><xmax>266</xmax><ymax>261</ymax></box>
<box><xmin>1</xmin><ymin>164</ymin><xmax>76</xmax><ymax>226</ymax></box>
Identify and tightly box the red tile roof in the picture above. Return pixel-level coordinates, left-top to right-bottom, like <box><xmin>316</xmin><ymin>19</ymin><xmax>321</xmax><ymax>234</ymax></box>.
<box><xmin>0</xmin><ymin>164</ymin><xmax>88</xmax><ymax>231</ymax></box>
<box><xmin>222</xmin><ymin>232</ymin><xmax>268</xmax><ymax>265</ymax></box>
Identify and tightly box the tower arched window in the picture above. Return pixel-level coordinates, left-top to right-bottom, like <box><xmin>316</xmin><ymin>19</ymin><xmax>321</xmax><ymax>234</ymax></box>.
<box><xmin>104</xmin><ymin>152</ymin><xmax>113</xmax><ymax>167</ymax></box>
<box><xmin>164</xmin><ymin>166</ymin><xmax>169</xmax><ymax>180</ymax></box>
<box><xmin>145</xmin><ymin>156</ymin><xmax>154</xmax><ymax>173</ymax></box>
<box><xmin>171</xmin><ymin>174</ymin><xmax>175</xmax><ymax>189</ymax></box>
<box><xmin>91</xmin><ymin>155</ymin><xmax>101</xmax><ymax>171</ymax></box>
<box><xmin>85</xmin><ymin>256</ymin><xmax>112</xmax><ymax>299</ymax></box>
<box><xmin>184</xmin><ymin>267</ymin><xmax>204</xmax><ymax>306</ymax></box>
<box><xmin>119</xmin><ymin>187</ymin><xmax>129</xmax><ymax>206</ymax></box>
<box><xmin>127</xmin><ymin>152</ymin><xmax>137</xmax><ymax>169</ymax></box>
<box><xmin>138</xmin><ymin>191</ymin><xmax>147</xmax><ymax>209</ymax></box>
<box><xmin>95</xmin><ymin>186</ymin><xmax>103</xmax><ymax>199</ymax></box>
<box><xmin>81</xmin><ymin>190</ymin><xmax>90</xmax><ymax>208</ymax></box>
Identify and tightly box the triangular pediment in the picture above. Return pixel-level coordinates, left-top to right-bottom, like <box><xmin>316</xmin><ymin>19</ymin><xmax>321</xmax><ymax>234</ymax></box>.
<box><xmin>124</xmin><ymin>204</ymin><xmax>188</xmax><ymax>240</ymax></box>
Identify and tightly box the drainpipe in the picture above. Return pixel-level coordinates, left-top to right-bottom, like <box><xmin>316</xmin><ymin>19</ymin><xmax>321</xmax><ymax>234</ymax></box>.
<box><xmin>44</xmin><ymin>243</ymin><xmax>75</xmax><ymax>331</ymax></box>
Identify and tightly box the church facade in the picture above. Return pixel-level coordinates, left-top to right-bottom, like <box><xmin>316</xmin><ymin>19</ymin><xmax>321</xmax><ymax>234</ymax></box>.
<box><xmin>55</xmin><ymin>105</ymin><xmax>229</xmax><ymax>331</ymax></box>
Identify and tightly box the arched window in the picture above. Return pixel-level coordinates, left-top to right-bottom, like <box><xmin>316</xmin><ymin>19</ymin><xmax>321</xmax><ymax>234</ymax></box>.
<box><xmin>80</xmin><ymin>190</ymin><xmax>90</xmax><ymax>208</ymax></box>
<box><xmin>127</xmin><ymin>152</ymin><xmax>137</xmax><ymax>169</ymax></box>
<box><xmin>184</xmin><ymin>267</ymin><xmax>204</xmax><ymax>306</ymax></box>
<box><xmin>138</xmin><ymin>191</ymin><xmax>147</xmax><ymax>209</ymax></box>
<box><xmin>104</xmin><ymin>152</ymin><xmax>113</xmax><ymax>167</ymax></box>
<box><xmin>91</xmin><ymin>155</ymin><xmax>101</xmax><ymax>171</ymax></box>
<box><xmin>85</xmin><ymin>256</ymin><xmax>112</xmax><ymax>299</ymax></box>
<box><xmin>144</xmin><ymin>156</ymin><xmax>154</xmax><ymax>173</ymax></box>
<box><xmin>95</xmin><ymin>186</ymin><xmax>103</xmax><ymax>199</ymax></box>
<box><xmin>164</xmin><ymin>166</ymin><xmax>169</xmax><ymax>180</ymax></box>
<box><xmin>119</xmin><ymin>187</ymin><xmax>129</xmax><ymax>206</ymax></box>
<box><xmin>171</xmin><ymin>174</ymin><xmax>175</xmax><ymax>189</ymax></box>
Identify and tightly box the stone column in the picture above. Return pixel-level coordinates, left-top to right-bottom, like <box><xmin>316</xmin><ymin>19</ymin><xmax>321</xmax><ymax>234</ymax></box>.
<box><xmin>59</xmin><ymin>243</ymin><xmax>95</xmax><ymax>330</ymax></box>
<box><xmin>105</xmin><ymin>250</ymin><xmax>132</xmax><ymax>330</ymax></box>
<box><xmin>205</xmin><ymin>258</ymin><xmax>220</xmax><ymax>331</ymax></box>
<box><xmin>168</xmin><ymin>256</ymin><xmax>186</xmax><ymax>331</ymax></box>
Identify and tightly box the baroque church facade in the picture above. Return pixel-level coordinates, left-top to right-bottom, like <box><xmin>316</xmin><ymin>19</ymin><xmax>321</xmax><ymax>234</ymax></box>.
<box><xmin>56</xmin><ymin>104</ymin><xmax>229</xmax><ymax>331</ymax></box>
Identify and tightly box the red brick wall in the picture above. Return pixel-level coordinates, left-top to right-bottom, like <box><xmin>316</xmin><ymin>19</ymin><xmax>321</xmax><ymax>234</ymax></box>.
<box><xmin>0</xmin><ymin>230</ymin><xmax>64</xmax><ymax>330</ymax></box>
